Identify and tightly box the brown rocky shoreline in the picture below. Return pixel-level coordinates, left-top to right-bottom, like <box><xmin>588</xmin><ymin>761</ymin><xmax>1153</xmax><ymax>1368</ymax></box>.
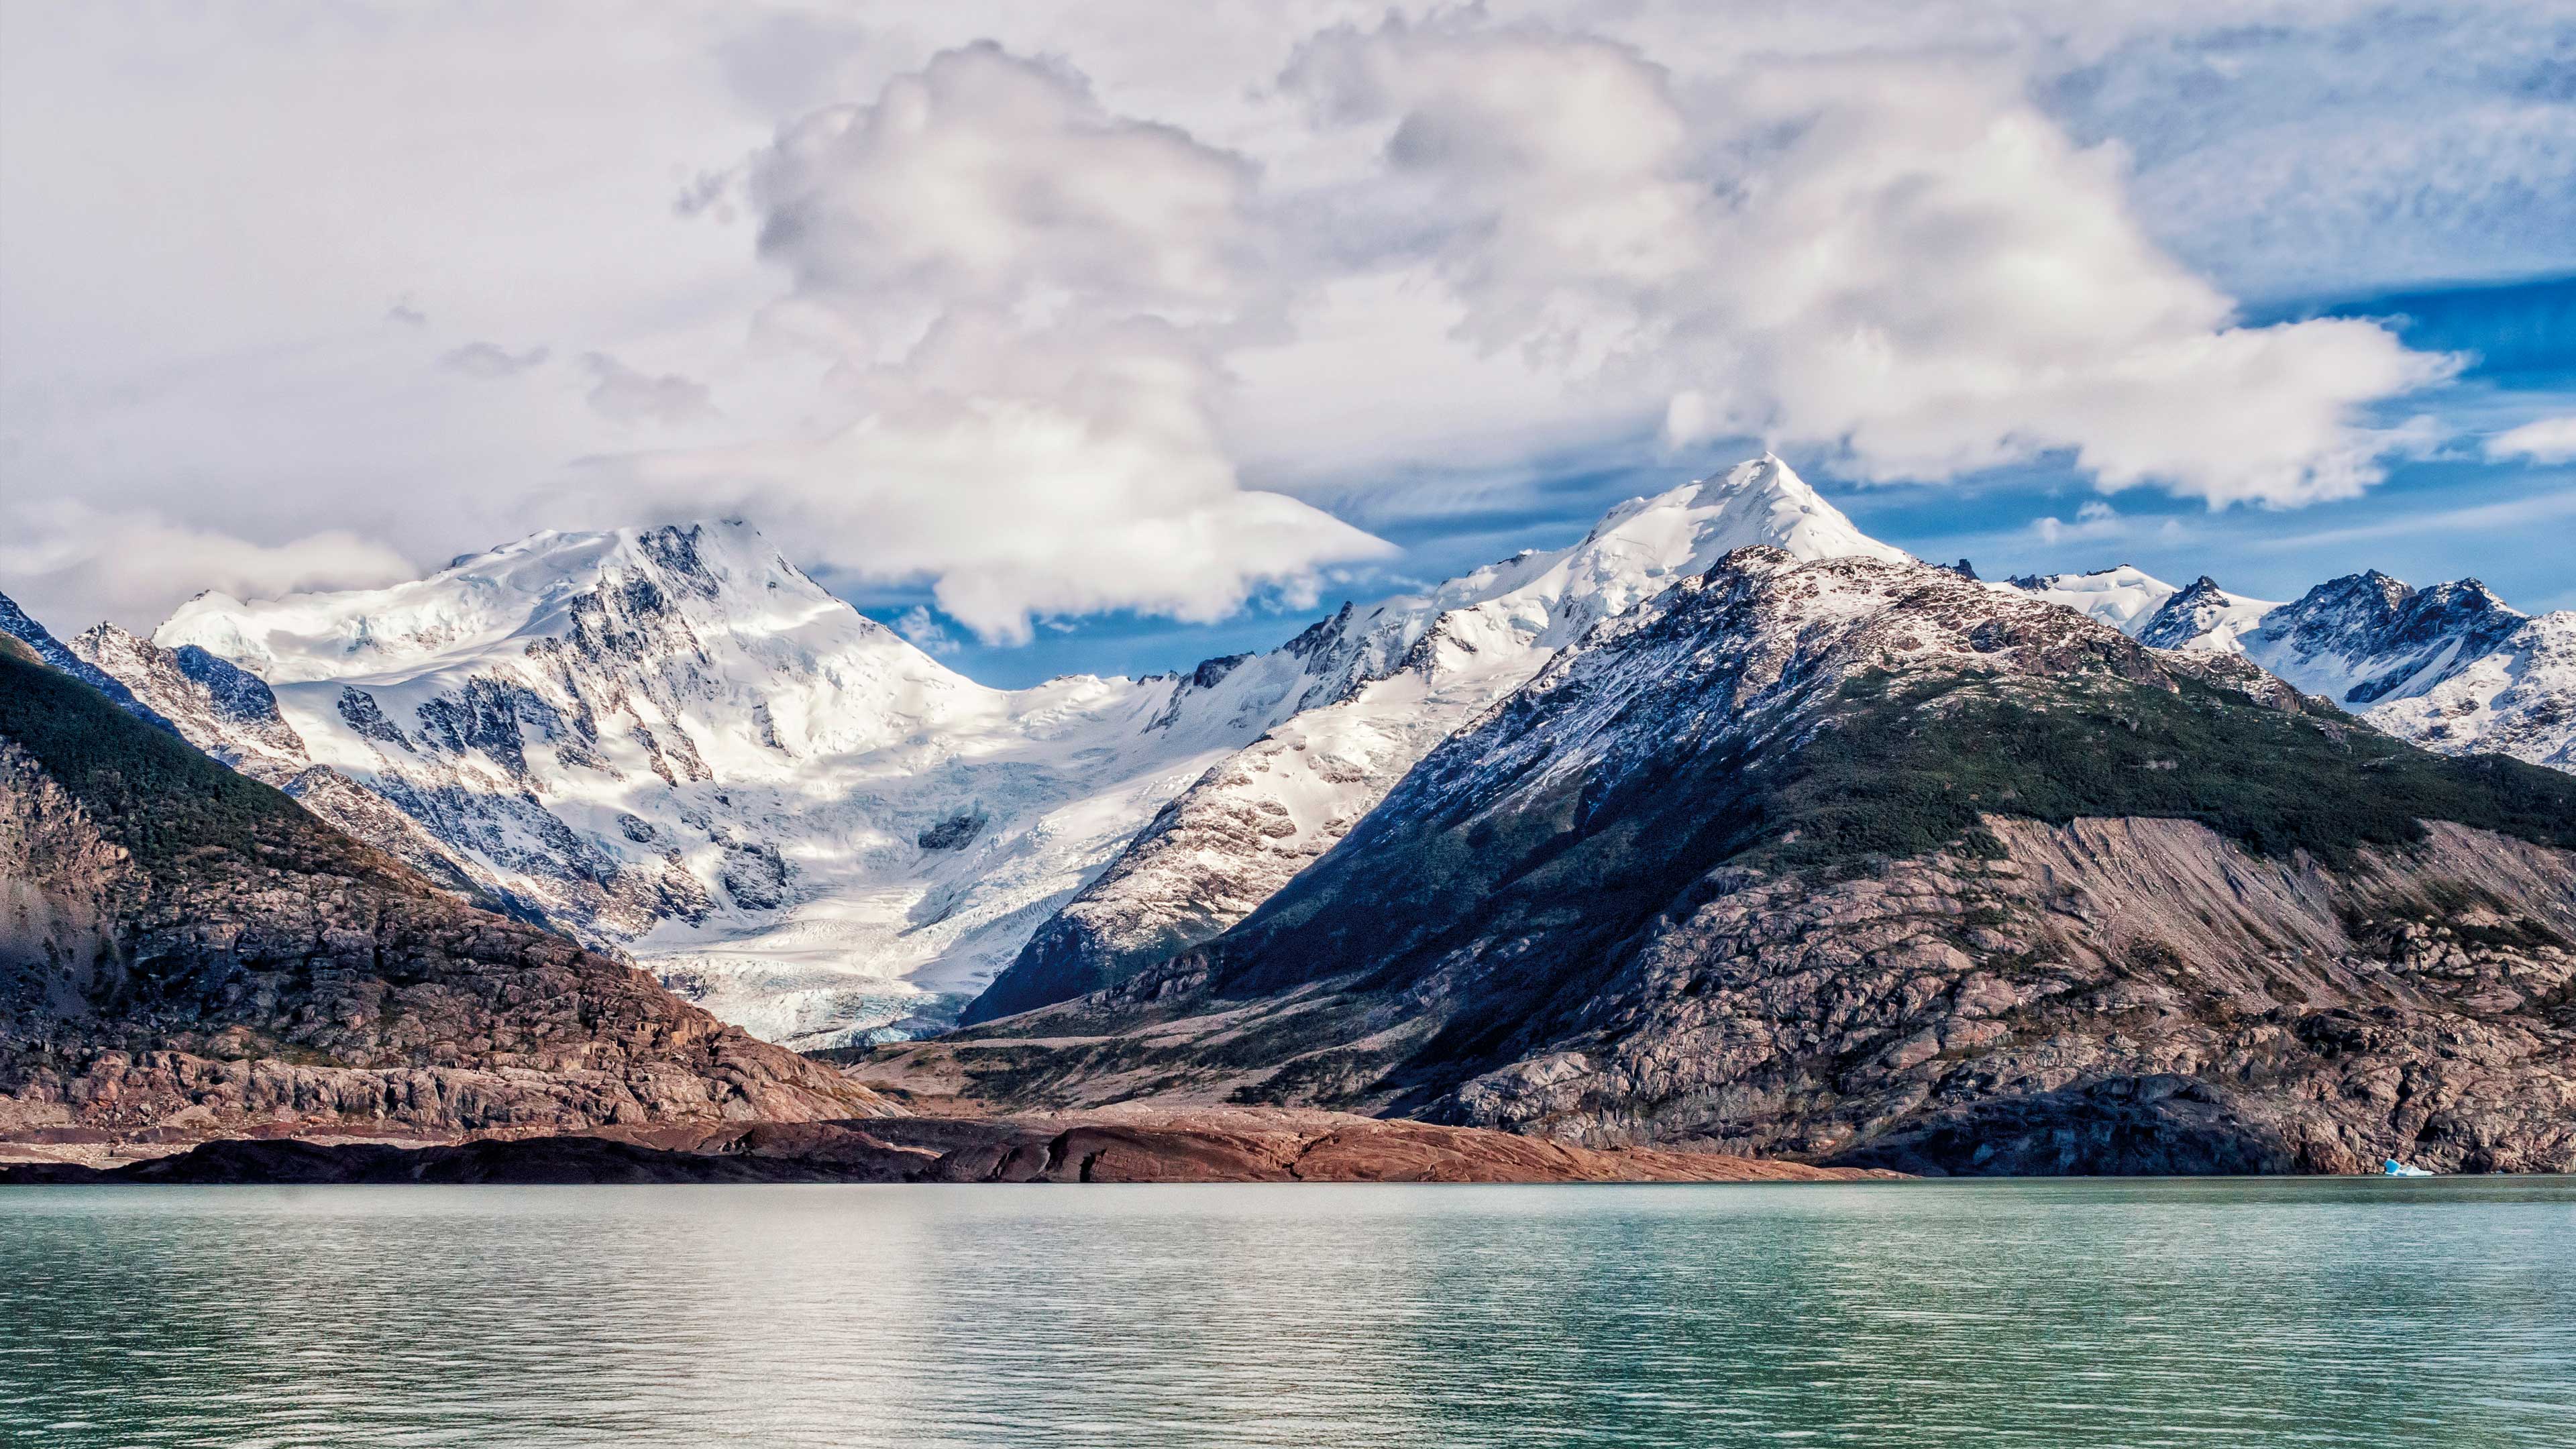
<box><xmin>0</xmin><ymin>1106</ymin><xmax>1901</xmax><ymax>1185</ymax></box>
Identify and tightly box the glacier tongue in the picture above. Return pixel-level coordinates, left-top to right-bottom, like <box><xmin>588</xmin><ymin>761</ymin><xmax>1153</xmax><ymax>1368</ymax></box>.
<box><xmin>147</xmin><ymin>519</ymin><xmax>1299</xmax><ymax>1048</ymax></box>
<box><xmin>965</xmin><ymin>453</ymin><xmax>1913</xmax><ymax>1022</ymax></box>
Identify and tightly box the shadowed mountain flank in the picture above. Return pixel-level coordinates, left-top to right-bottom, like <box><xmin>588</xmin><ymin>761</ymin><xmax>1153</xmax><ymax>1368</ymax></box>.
<box><xmin>1</xmin><ymin>646</ymin><xmax>890</xmax><ymax>1139</ymax></box>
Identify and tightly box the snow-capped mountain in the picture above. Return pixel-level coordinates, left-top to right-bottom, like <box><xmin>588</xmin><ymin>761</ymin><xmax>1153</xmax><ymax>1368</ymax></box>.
<box><xmin>0</xmin><ymin>592</ymin><xmax>177</xmax><ymax>735</ymax></box>
<box><xmin>2000</xmin><ymin>565</ymin><xmax>2188</xmax><ymax>635</ymax></box>
<box><xmin>137</xmin><ymin>521</ymin><xmax>1320</xmax><ymax>1046</ymax></box>
<box><xmin>2229</xmin><ymin>572</ymin><xmax>2569</xmax><ymax>770</ymax></box>
<box><xmin>2133</xmin><ymin>577</ymin><xmax>2282</xmax><ymax>653</ymax></box>
<box><xmin>25</xmin><ymin>451</ymin><xmax>2565</xmax><ymax>1051</ymax></box>
<box><xmin>906</xmin><ymin>544</ymin><xmax>2576</xmax><ymax>1174</ymax></box>
<box><xmin>51</xmin><ymin>455</ymin><xmax>1898</xmax><ymax>1046</ymax></box>
<box><xmin>2233</xmin><ymin>573</ymin><xmax>2524</xmax><ymax>702</ymax></box>
<box><xmin>2006</xmin><ymin>565</ymin><xmax>2574</xmax><ymax>772</ymax></box>
<box><xmin>965</xmin><ymin>454</ymin><xmax>1911</xmax><ymax>1022</ymax></box>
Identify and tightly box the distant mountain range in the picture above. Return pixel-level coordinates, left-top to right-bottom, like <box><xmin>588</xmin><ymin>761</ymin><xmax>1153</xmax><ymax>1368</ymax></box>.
<box><xmin>2008</xmin><ymin>564</ymin><xmax>2571</xmax><ymax>770</ymax></box>
<box><xmin>5</xmin><ymin>456</ymin><xmax>2571</xmax><ymax>1068</ymax></box>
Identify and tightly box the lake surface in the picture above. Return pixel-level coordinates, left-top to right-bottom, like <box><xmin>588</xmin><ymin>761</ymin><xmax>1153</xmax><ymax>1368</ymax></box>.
<box><xmin>3</xmin><ymin>1177</ymin><xmax>2571</xmax><ymax>1447</ymax></box>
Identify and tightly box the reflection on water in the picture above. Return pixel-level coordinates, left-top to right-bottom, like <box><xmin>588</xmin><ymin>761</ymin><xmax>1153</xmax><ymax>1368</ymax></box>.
<box><xmin>2</xmin><ymin>1177</ymin><xmax>2571</xmax><ymax>1447</ymax></box>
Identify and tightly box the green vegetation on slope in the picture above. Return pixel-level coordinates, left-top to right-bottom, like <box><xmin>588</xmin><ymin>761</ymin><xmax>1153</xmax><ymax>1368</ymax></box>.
<box><xmin>1766</xmin><ymin>673</ymin><xmax>2576</xmax><ymax>873</ymax></box>
<box><xmin>0</xmin><ymin>652</ymin><xmax>361</xmax><ymax>879</ymax></box>
<box><xmin>1203</xmin><ymin>662</ymin><xmax>2576</xmax><ymax>1055</ymax></box>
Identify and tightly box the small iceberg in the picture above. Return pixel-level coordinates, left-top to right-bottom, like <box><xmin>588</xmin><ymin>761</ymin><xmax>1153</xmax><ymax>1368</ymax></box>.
<box><xmin>2383</xmin><ymin>1159</ymin><xmax>2434</xmax><ymax>1177</ymax></box>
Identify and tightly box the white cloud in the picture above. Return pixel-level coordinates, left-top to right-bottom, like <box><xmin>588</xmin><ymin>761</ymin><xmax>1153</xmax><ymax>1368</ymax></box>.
<box><xmin>631</xmin><ymin>43</ymin><xmax>1389</xmax><ymax>644</ymax></box>
<box><xmin>889</xmin><ymin>604</ymin><xmax>961</xmax><ymax>655</ymax></box>
<box><xmin>0</xmin><ymin>3</ymin><xmax>2534</xmax><ymax>647</ymax></box>
<box><xmin>2034</xmin><ymin>499</ymin><xmax>2125</xmax><ymax>545</ymax></box>
<box><xmin>2485</xmin><ymin>415</ymin><xmax>2576</xmax><ymax>465</ymax></box>
<box><xmin>582</xmin><ymin>353</ymin><xmax>715</xmax><ymax>425</ymax></box>
<box><xmin>0</xmin><ymin>500</ymin><xmax>415</xmax><ymax>633</ymax></box>
<box><xmin>440</xmin><ymin>341</ymin><xmax>550</xmax><ymax>378</ymax></box>
<box><xmin>1281</xmin><ymin>19</ymin><xmax>2457</xmax><ymax>510</ymax></box>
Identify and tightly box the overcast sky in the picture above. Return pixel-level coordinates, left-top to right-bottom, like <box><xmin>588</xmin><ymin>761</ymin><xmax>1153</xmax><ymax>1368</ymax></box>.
<box><xmin>2</xmin><ymin>1</ymin><xmax>2571</xmax><ymax>683</ymax></box>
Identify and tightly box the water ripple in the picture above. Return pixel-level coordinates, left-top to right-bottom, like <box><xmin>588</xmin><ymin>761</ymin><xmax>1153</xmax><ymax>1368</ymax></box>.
<box><xmin>2</xmin><ymin>1177</ymin><xmax>2571</xmax><ymax>1447</ymax></box>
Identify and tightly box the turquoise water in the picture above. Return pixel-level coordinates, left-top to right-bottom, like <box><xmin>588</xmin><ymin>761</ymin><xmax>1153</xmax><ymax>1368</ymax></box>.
<box><xmin>1</xmin><ymin>1177</ymin><xmax>2571</xmax><ymax>1447</ymax></box>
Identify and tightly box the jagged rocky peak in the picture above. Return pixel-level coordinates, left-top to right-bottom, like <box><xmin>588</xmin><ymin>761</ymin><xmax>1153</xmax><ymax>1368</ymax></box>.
<box><xmin>2134</xmin><ymin>576</ymin><xmax>2279</xmax><ymax>653</ymax></box>
<box><xmin>68</xmin><ymin>622</ymin><xmax>309</xmax><ymax>772</ymax></box>
<box><xmin>965</xmin><ymin>456</ymin><xmax>1915</xmax><ymax>1025</ymax></box>
<box><xmin>2242</xmin><ymin>569</ymin><xmax>2527</xmax><ymax>706</ymax></box>
<box><xmin>2003</xmin><ymin>556</ymin><xmax>2573</xmax><ymax>777</ymax></box>
<box><xmin>0</xmin><ymin>590</ymin><xmax>176</xmax><ymax>735</ymax></box>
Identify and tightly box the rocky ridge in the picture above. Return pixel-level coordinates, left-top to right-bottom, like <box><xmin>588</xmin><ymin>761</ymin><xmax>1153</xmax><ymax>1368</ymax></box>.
<box><xmin>867</xmin><ymin>548</ymin><xmax>2576</xmax><ymax>1174</ymax></box>
<box><xmin>967</xmin><ymin>455</ymin><xmax>1909</xmax><ymax>1023</ymax></box>
<box><xmin>1</xmin><ymin>643</ymin><xmax>891</xmax><ymax>1139</ymax></box>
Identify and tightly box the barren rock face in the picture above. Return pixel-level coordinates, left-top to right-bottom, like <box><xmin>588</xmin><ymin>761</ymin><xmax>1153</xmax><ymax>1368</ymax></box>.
<box><xmin>883</xmin><ymin>550</ymin><xmax>2576</xmax><ymax>1175</ymax></box>
<box><xmin>1430</xmin><ymin>816</ymin><xmax>2576</xmax><ymax>1174</ymax></box>
<box><xmin>1</xmin><ymin>649</ymin><xmax>890</xmax><ymax>1140</ymax></box>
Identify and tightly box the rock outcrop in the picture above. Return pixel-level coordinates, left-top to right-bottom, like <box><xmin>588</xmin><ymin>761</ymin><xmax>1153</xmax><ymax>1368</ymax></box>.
<box><xmin>1</xmin><ymin>643</ymin><xmax>890</xmax><ymax>1140</ymax></box>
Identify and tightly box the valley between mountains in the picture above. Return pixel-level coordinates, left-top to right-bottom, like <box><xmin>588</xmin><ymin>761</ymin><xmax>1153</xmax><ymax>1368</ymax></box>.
<box><xmin>6</xmin><ymin>454</ymin><xmax>2575</xmax><ymax>1177</ymax></box>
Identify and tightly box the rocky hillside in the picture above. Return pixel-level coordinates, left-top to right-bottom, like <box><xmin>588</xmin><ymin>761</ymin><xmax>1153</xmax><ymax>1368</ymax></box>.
<box><xmin>0</xmin><ymin>641</ymin><xmax>890</xmax><ymax>1140</ymax></box>
<box><xmin>967</xmin><ymin>455</ymin><xmax>1909</xmax><ymax>1024</ymax></box>
<box><xmin>874</xmin><ymin>549</ymin><xmax>2576</xmax><ymax>1174</ymax></box>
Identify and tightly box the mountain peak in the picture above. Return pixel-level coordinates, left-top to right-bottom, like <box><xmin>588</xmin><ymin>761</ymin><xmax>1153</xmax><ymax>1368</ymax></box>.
<box><xmin>2000</xmin><ymin>564</ymin><xmax>2180</xmax><ymax>637</ymax></box>
<box><xmin>152</xmin><ymin>519</ymin><xmax>914</xmax><ymax>686</ymax></box>
<box><xmin>2135</xmin><ymin>575</ymin><xmax>2279</xmax><ymax>652</ymax></box>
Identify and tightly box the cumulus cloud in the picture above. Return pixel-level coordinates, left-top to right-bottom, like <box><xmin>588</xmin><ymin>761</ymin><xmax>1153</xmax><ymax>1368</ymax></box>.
<box><xmin>889</xmin><ymin>604</ymin><xmax>961</xmax><ymax>655</ymax></box>
<box><xmin>439</xmin><ymin>341</ymin><xmax>549</xmax><ymax>378</ymax></box>
<box><xmin>2485</xmin><ymin>415</ymin><xmax>2576</xmax><ymax>464</ymax></box>
<box><xmin>1</xmin><ymin>5</ymin><xmax>2516</xmax><ymax>651</ymax></box>
<box><xmin>582</xmin><ymin>352</ymin><xmax>715</xmax><ymax>425</ymax></box>
<box><xmin>2033</xmin><ymin>500</ymin><xmax>2125</xmax><ymax>545</ymax></box>
<box><xmin>1281</xmin><ymin>19</ymin><xmax>2457</xmax><ymax>510</ymax></box>
<box><xmin>0</xmin><ymin>500</ymin><xmax>415</xmax><ymax>633</ymax></box>
<box><xmin>637</xmin><ymin>42</ymin><xmax>1388</xmax><ymax>643</ymax></box>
